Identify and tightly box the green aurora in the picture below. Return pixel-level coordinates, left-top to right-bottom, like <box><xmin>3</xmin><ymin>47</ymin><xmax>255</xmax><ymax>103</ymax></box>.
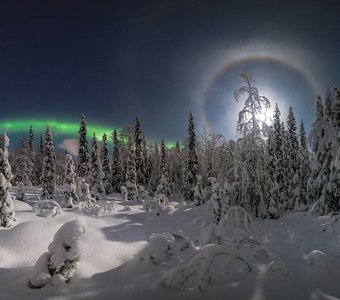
<box><xmin>0</xmin><ymin>119</ymin><xmax>176</xmax><ymax>148</ymax></box>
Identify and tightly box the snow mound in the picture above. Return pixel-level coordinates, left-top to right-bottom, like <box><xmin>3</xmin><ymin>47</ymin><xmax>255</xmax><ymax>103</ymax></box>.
<box><xmin>304</xmin><ymin>250</ymin><xmax>328</xmax><ymax>266</ymax></box>
<box><xmin>136</xmin><ymin>230</ymin><xmax>194</xmax><ymax>265</ymax></box>
<box><xmin>29</xmin><ymin>218</ymin><xmax>87</xmax><ymax>288</ymax></box>
<box><xmin>0</xmin><ymin>221</ymin><xmax>58</xmax><ymax>267</ymax></box>
<box><xmin>200</xmin><ymin>224</ymin><xmax>225</xmax><ymax>246</ymax></box>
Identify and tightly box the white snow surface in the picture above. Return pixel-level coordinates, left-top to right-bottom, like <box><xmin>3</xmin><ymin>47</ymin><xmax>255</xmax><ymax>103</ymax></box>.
<box><xmin>1</xmin><ymin>186</ymin><xmax>340</xmax><ymax>299</ymax></box>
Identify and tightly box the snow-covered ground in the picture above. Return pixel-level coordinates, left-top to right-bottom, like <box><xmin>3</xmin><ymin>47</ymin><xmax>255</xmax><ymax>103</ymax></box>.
<box><xmin>1</xmin><ymin>187</ymin><xmax>340</xmax><ymax>300</ymax></box>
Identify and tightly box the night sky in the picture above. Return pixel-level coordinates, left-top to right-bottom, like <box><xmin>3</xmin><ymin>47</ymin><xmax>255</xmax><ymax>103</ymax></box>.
<box><xmin>1</xmin><ymin>0</ymin><xmax>340</xmax><ymax>149</ymax></box>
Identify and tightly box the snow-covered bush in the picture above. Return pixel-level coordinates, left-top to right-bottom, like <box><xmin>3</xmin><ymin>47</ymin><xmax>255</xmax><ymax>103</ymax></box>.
<box><xmin>220</xmin><ymin>206</ymin><xmax>253</xmax><ymax>233</ymax></box>
<box><xmin>193</xmin><ymin>174</ymin><xmax>204</xmax><ymax>206</ymax></box>
<box><xmin>200</xmin><ymin>224</ymin><xmax>225</xmax><ymax>246</ymax></box>
<box><xmin>157</xmin><ymin>244</ymin><xmax>251</xmax><ymax>292</ymax></box>
<box><xmin>143</xmin><ymin>200</ymin><xmax>163</xmax><ymax>216</ymax></box>
<box><xmin>304</xmin><ymin>250</ymin><xmax>328</xmax><ymax>266</ymax></box>
<box><xmin>138</xmin><ymin>185</ymin><xmax>148</xmax><ymax>200</ymax></box>
<box><xmin>16</xmin><ymin>182</ymin><xmax>27</xmax><ymax>202</ymax></box>
<box><xmin>33</xmin><ymin>197</ymin><xmax>62</xmax><ymax>217</ymax></box>
<box><xmin>208</xmin><ymin>177</ymin><xmax>222</xmax><ymax>224</ymax></box>
<box><xmin>154</xmin><ymin>193</ymin><xmax>169</xmax><ymax>208</ymax></box>
<box><xmin>29</xmin><ymin>218</ymin><xmax>87</xmax><ymax>288</ymax></box>
<box><xmin>137</xmin><ymin>231</ymin><xmax>194</xmax><ymax>265</ymax></box>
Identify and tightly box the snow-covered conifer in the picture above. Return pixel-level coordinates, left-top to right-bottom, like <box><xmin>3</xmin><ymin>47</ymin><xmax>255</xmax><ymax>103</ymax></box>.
<box><xmin>63</xmin><ymin>154</ymin><xmax>79</xmax><ymax>208</ymax></box>
<box><xmin>142</xmin><ymin>135</ymin><xmax>151</xmax><ymax>186</ymax></box>
<box><xmin>89</xmin><ymin>134</ymin><xmax>105</xmax><ymax>200</ymax></box>
<box><xmin>111</xmin><ymin>130</ymin><xmax>123</xmax><ymax>192</ymax></box>
<box><xmin>185</xmin><ymin>112</ymin><xmax>199</xmax><ymax>201</ymax></box>
<box><xmin>28</xmin><ymin>125</ymin><xmax>38</xmax><ymax>185</ymax></box>
<box><xmin>13</xmin><ymin>137</ymin><xmax>34</xmax><ymax>186</ymax></box>
<box><xmin>134</xmin><ymin>116</ymin><xmax>145</xmax><ymax>185</ymax></box>
<box><xmin>149</xmin><ymin>144</ymin><xmax>160</xmax><ymax>191</ymax></box>
<box><xmin>125</xmin><ymin>136</ymin><xmax>138</xmax><ymax>200</ymax></box>
<box><xmin>157</xmin><ymin>140</ymin><xmax>169</xmax><ymax>196</ymax></box>
<box><xmin>0</xmin><ymin>130</ymin><xmax>15</xmax><ymax>227</ymax></box>
<box><xmin>324</xmin><ymin>146</ymin><xmax>340</xmax><ymax>212</ymax></box>
<box><xmin>16</xmin><ymin>182</ymin><xmax>27</xmax><ymax>202</ymax></box>
<box><xmin>101</xmin><ymin>133</ymin><xmax>112</xmax><ymax>194</ymax></box>
<box><xmin>77</xmin><ymin>114</ymin><xmax>90</xmax><ymax>178</ymax></box>
<box><xmin>41</xmin><ymin>127</ymin><xmax>56</xmax><ymax>200</ymax></box>
<box><xmin>298</xmin><ymin>120</ymin><xmax>310</xmax><ymax>205</ymax></box>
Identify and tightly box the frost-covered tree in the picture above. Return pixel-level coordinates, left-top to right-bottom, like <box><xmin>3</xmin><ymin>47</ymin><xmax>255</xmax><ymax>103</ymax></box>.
<box><xmin>324</xmin><ymin>146</ymin><xmax>340</xmax><ymax>212</ymax></box>
<box><xmin>13</xmin><ymin>136</ymin><xmax>34</xmax><ymax>186</ymax></box>
<box><xmin>29</xmin><ymin>218</ymin><xmax>87</xmax><ymax>288</ymax></box>
<box><xmin>298</xmin><ymin>120</ymin><xmax>310</xmax><ymax>205</ymax></box>
<box><xmin>194</xmin><ymin>174</ymin><xmax>204</xmax><ymax>206</ymax></box>
<box><xmin>101</xmin><ymin>133</ymin><xmax>112</xmax><ymax>194</ymax></box>
<box><xmin>41</xmin><ymin>126</ymin><xmax>56</xmax><ymax>200</ymax></box>
<box><xmin>157</xmin><ymin>140</ymin><xmax>169</xmax><ymax>196</ymax></box>
<box><xmin>35</xmin><ymin>133</ymin><xmax>44</xmax><ymax>185</ymax></box>
<box><xmin>209</xmin><ymin>177</ymin><xmax>221</xmax><ymax>224</ymax></box>
<box><xmin>0</xmin><ymin>130</ymin><xmax>15</xmax><ymax>227</ymax></box>
<box><xmin>324</xmin><ymin>88</ymin><xmax>334</xmax><ymax>123</ymax></box>
<box><xmin>63</xmin><ymin>154</ymin><xmax>79</xmax><ymax>208</ymax></box>
<box><xmin>134</xmin><ymin>116</ymin><xmax>145</xmax><ymax>185</ymax></box>
<box><xmin>16</xmin><ymin>182</ymin><xmax>27</xmax><ymax>202</ymax></box>
<box><xmin>111</xmin><ymin>130</ymin><xmax>123</xmax><ymax>192</ymax></box>
<box><xmin>185</xmin><ymin>112</ymin><xmax>199</xmax><ymax>201</ymax></box>
<box><xmin>149</xmin><ymin>144</ymin><xmax>160</xmax><ymax>191</ymax></box>
<box><xmin>89</xmin><ymin>134</ymin><xmax>105</xmax><ymax>200</ymax></box>
<box><xmin>234</xmin><ymin>73</ymin><xmax>270</xmax><ymax>217</ymax></box>
<box><xmin>142</xmin><ymin>135</ymin><xmax>151</xmax><ymax>186</ymax></box>
<box><xmin>28</xmin><ymin>125</ymin><xmax>38</xmax><ymax>185</ymax></box>
<box><xmin>77</xmin><ymin>114</ymin><xmax>90</xmax><ymax>178</ymax></box>
<box><xmin>286</xmin><ymin>106</ymin><xmax>300</xmax><ymax>209</ymax></box>
<box><xmin>125</xmin><ymin>136</ymin><xmax>138</xmax><ymax>200</ymax></box>
<box><xmin>334</xmin><ymin>87</ymin><xmax>340</xmax><ymax>131</ymax></box>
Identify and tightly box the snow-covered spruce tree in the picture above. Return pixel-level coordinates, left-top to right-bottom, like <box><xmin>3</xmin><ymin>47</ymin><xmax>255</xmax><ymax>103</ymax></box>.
<box><xmin>101</xmin><ymin>133</ymin><xmax>112</xmax><ymax>194</ymax></box>
<box><xmin>324</xmin><ymin>88</ymin><xmax>334</xmax><ymax>124</ymax></box>
<box><xmin>185</xmin><ymin>112</ymin><xmax>199</xmax><ymax>201</ymax></box>
<box><xmin>149</xmin><ymin>144</ymin><xmax>160</xmax><ymax>191</ymax></box>
<box><xmin>234</xmin><ymin>73</ymin><xmax>270</xmax><ymax>217</ymax></box>
<box><xmin>34</xmin><ymin>133</ymin><xmax>44</xmax><ymax>186</ymax></box>
<box><xmin>77</xmin><ymin>114</ymin><xmax>90</xmax><ymax>179</ymax></box>
<box><xmin>29</xmin><ymin>218</ymin><xmax>87</xmax><ymax>288</ymax></box>
<box><xmin>63</xmin><ymin>154</ymin><xmax>79</xmax><ymax>208</ymax></box>
<box><xmin>0</xmin><ymin>130</ymin><xmax>15</xmax><ymax>227</ymax></box>
<box><xmin>168</xmin><ymin>141</ymin><xmax>182</xmax><ymax>194</ymax></box>
<box><xmin>89</xmin><ymin>134</ymin><xmax>105</xmax><ymax>200</ymax></box>
<box><xmin>125</xmin><ymin>135</ymin><xmax>138</xmax><ymax>200</ymax></box>
<box><xmin>28</xmin><ymin>125</ymin><xmax>38</xmax><ymax>185</ymax></box>
<box><xmin>142</xmin><ymin>134</ymin><xmax>152</xmax><ymax>187</ymax></box>
<box><xmin>157</xmin><ymin>140</ymin><xmax>170</xmax><ymax>196</ymax></box>
<box><xmin>16</xmin><ymin>182</ymin><xmax>27</xmax><ymax>202</ymax></box>
<box><xmin>324</xmin><ymin>146</ymin><xmax>340</xmax><ymax>212</ymax></box>
<box><xmin>298</xmin><ymin>120</ymin><xmax>310</xmax><ymax>205</ymax></box>
<box><xmin>13</xmin><ymin>136</ymin><xmax>33</xmax><ymax>186</ymax></box>
<box><xmin>286</xmin><ymin>106</ymin><xmax>300</xmax><ymax>209</ymax></box>
<box><xmin>264</xmin><ymin>126</ymin><xmax>280</xmax><ymax>218</ymax></box>
<box><xmin>41</xmin><ymin>126</ymin><xmax>56</xmax><ymax>200</ymax></box>
<box><xmin>134</xmin><ymin>116</ymin><xmax>145</xmax><ymax>186</ymax></box>
<box><xmin>111</xmin><ymin>130</ymin><xmax>123</xmax><ymax>192</ymax></box>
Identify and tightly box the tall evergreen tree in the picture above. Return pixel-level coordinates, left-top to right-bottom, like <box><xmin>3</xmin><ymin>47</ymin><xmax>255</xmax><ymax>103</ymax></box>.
<box><xmin>111</xmin><ymin>130</ymin><xmax>123</xmax><ymax>192</ymax></box>
<box><xmin>125</xmin><ymin>135</ymin><xmax>138</xmax><ymax>200</ymax></box>
<box><xmin>101</xmin><ymin>133</ymin><xmax>112</xmax><ymax>194</ymax></box>
<box><xmin>134</xmin><ymin>116</ymin><xmax>145</xmax><ymax>186</ymax></box>
<box><xmin>298</xmin><ymin>120</ymin><xmax>310</xmax><ymax>205</ymax></box>
<box><xmin>333</xmin><ymin>87</ymin><xmax>340</xmax><ymax>130</ymax></box>
<box><xmin>41</xmin><ymin>126</ymin><xmax>56</xmax><ymax>199</ymax></box>
<box><xmin>13</xmin><ymin>136</ymin><xmax>34</xmax><ymax>186</ymax></box>
<box><xmin>324</xmin><ymin>88</ymin><xmax>334</xmax><ymax>123</ymax></box>
<box><xmin>0</xmin><ymin>130</ymin><xmax>15</xmax><ymax>227</ymax></box>
<box><xmin>142</xmin><ymin>135</ymin><xmax>151</xmax><ymax>186</ymax></box>
<box><xmin>185</xmin><ymin>112</ymin><xmax>199</xmax><ymax>201</ymax></box>
<box><xmin>63</xmin><ymin>153</ymin><xmax>79</xmax><ymax>207</ymax></box>
<box><xmin>89</xmin><ymin>134</ymin><xmax>105</xmax><ymax>200</ymax></box>
<box><xmin>286</xmin><ymin>106</ymin><xmax>300</xmax><ymax>208</ymax></box>
<box><xmin>78</xmin><ymin>114</ymin><xmax>90</xmax><ymax>178</ymax></box>
<box><xmin>35</xmin><ymin>133</ymin><xmax>44</xmax><ymax>185</ymax></box>
<box><xmin>28</xmin><ymin>125</ymin><xmax>38</xmax><ymax>185</ymax></box>
<box><xmin>149</xmin><ymin>144</ymin><xmax>160</xmax><ymax>191</ymax></box>
<box><xmin>157</xmin><ymin>140</ymin><xmax>169</xmax><ymax>196</ymax></box>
